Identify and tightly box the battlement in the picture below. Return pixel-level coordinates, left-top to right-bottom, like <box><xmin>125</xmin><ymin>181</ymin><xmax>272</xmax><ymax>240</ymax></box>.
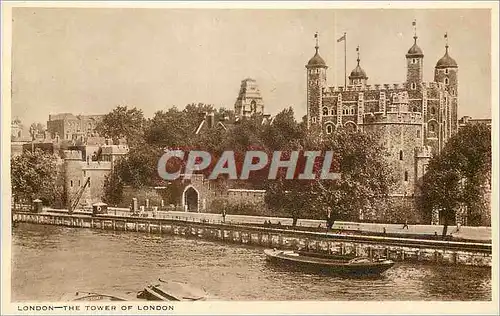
<box><xmin>324</xmin><ymin>83</ymin><xmax>409</xmax><ymax>96</ymax></box>
<box><xmin>63</xmin><ymin>150</ymin><xmax>83</xmax><ymax>160</ymax></box>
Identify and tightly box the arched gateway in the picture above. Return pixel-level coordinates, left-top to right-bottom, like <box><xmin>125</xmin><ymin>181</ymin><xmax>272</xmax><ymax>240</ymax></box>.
<box><xmin>181</xmin><ymin>185</ymin><xmax>199</xmax><ymax>212</ymax></box>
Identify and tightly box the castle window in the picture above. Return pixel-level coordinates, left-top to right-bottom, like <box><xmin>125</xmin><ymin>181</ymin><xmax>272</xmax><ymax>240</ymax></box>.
<box><xmin>399</xmin><ymin>150</ymin><xmax>404</xmax><ymax>161</ymax></box>
<box><xmin>412</xmin><ymin>58</ymin><xmax>417</xmax><ymax>64</ymax></box>
<box><xmin>70</xmin><ymin>180</ymin><xmax>73</xmax><ymax>187</ymax></box>
<box><xmin>429</xmin><ymin>123</ymin><xmax>436</xmax><ymax>133</ymax></box>
<box><xmin>330</xmin><ymin>108</ymin><xmax>336</xmax><ymax>115</ymax></box>
<box><xmin>322</xmin><ymin>107</ymin><xmax>328</xmax><ymax>115</ymax></box>
<box><xmin>78</xmin><ymin>180</ymin><xmax>81</xmax><ymax>187</ymax></box>
<box><xmin>404</xmin><ymin>171</ymin><xmax>409</xmax><ymax>182</ymax></box>
<box><xmin>326</xmin><ymin>124</ymin><xmax>334</xmax><ymax>135</ymax></box>
<box><xmin>444</xmin><ymin>78</ymin><xmax>449</xmax><ymax>85</ymax></box>
<box><xmin>445</xmin><ymin>68</ymin><xmax>449</xmax><ymax>74</ymax></box>
<box><xmin>351</xmin><ymin>108</ymin><xmax>356</xmax><ymax>115</ymax></box>
<box><xmin>411</xmin><ymin>83</ymin><xmax>416</xmax><ymax>90</ymax></box>
<box><xmin>431</xmin><ymin>107</ymin><xmax>436</xmax><ymax>115</ymax></box>
<box><xmin>312</xmin><ymin>117</ymin><xmax>317</xmax><ymax>123</ymax></box>
<box><xmin>417</xmin><ymin>129</ymin><xmax>421</xmax><ymax>138</ymax></box>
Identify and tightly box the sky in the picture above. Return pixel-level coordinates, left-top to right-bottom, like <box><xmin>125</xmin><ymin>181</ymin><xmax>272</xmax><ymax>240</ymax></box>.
<box><xmin>10</xmin><ymin>7</ymin><xmax>492</xmax><ymax>126</ymax></box>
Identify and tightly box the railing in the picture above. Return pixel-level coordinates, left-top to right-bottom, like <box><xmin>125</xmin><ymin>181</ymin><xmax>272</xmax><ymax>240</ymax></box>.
<box><xmin>12</xmin><ymin>210</ymin><xmax>491</xmax><ymax>254</ymax></box>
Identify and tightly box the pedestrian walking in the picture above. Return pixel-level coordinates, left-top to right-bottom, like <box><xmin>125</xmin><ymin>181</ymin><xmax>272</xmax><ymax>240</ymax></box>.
<box><xmin>402</xmin><ymin>220</ymin><xmax>409</xmax><ymax>230</ymax></box>
<box><xmin>222</xmin><ymin>208</ymin><xmax>226</xmax><ymax>223</ymax></box>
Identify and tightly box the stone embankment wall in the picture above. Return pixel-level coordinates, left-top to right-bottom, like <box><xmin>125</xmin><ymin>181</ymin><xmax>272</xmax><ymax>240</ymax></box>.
<box><xmin>12</xmin><ymin>212</ymin><xmax>491</xmax><ymax>267</ymax></box>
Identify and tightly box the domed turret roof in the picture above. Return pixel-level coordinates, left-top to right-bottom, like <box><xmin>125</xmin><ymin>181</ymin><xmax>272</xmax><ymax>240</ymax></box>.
<box><xmin>435</xmin><ymin>45</ymin><xmax>458</xmax><ymax>69</ymax></box>
<box><xmin>406</xmin><ymin>36</ymin><xmax>424</xmax><ymax>58</ymax></box>
<box><xmin>349</xmin><ymin>47</ymin><xmax>368</xmax><ymax>80</ymax></box>
<box><xmin>349</xmin><ymin>63</ymin><xmax>367</xmax><ymax>79</ymax></box>
<box><xmin>306</xmin><ymin>46</ymin><xmax>327</xmax><ymax>68</ymax></box>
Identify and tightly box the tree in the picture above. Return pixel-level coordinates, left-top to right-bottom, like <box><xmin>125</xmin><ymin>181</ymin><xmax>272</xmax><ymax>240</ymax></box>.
<box><xmin>102</xmin><ymin>170</ymin><xmax>124</xmax><ymax>206</ymax></box>
<box><xmin>261</xmin><ymin>107</ymin><xmax>305</xmax><ymax>150</ymax></box>
<box><xmin>95</xmin><ymin>106</ymin><xmax>145</xmax><ymax>146</ymax></box>
<box><xmin>265</xmin><ymin>177</ymin><xmax>316</xmax><ymax>226</ymax></box>
<box><xmin>418</xmin><ymin>124</ymin><xmax>491</xmax><ymax>235</ymax></box>
<box><xmin>11</xmin><ymin>149</ymin><xmax>63</xmax><ymax>207</ymax></box>
<box><xmin>29</xmin><ymin>122</ymin><xmax>45</xmax><ymax>135</ymax></box>
<box><xmin>265</xmin><ymin>129</ymin><xmax>396</xmax><ymax>227</ymax></box>
<box><xmin>318</xmin><ymin>130</ymin><xmax>396</xmax><ymax>225</ymax></box>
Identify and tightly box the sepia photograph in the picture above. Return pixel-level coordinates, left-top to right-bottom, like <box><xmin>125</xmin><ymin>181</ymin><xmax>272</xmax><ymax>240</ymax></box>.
<box><xmin>1</xmin><ymin>2</ymin><xmax>498</xmax><ymax>315</ymax></box>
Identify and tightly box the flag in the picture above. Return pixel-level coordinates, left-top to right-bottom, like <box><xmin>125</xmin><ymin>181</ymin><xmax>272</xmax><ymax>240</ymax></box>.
<box><xmin>337</xmin><ymin>34</ymin><xmax>346</xmax><ymax>42</ymax></box>
<box><xmin>356</xmin><ymin>46</ymin><xmax>359</xmax><ymax>52</ymax></box>
<box><xmin>314</xmin><ymin>32</ymin><xmax>318</xmax><ymax>38</ymax></box>
<box><xmin>412</xmin><ymin>20</ymin><xmax>416</xmax><ymax>26</ymax></box>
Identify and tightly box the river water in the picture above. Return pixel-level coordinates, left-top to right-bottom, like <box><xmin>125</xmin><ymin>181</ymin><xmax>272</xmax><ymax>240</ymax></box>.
<box><xmin>12</xmin><ymin>223</ymin><xmax>491</xmax><ymax>301</ymax></box>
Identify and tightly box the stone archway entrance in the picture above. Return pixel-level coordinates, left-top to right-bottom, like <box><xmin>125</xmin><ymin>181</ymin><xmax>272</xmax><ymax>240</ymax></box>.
<box><xmin>182</xmin><ymin>185</ymin><xmax>199</xmax><ymax>212</ymax></box>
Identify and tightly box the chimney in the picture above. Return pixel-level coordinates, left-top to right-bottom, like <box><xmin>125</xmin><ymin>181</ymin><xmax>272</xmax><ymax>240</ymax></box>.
<box><xmin>207</xmin><ymin>112</ymin><xmax>215</xmax><ymax>128</ymax></box>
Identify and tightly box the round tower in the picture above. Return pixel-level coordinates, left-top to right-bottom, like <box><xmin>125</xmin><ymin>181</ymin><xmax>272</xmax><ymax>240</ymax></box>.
<box><xmin>63</xmin><ymin>150</ymin><xmax>83</xmax><ymax>209</ymax></box>
<box><xmin>306</xmin><ymin>33</ymin><xmax>328</xmax><ymax>129</ymax></box>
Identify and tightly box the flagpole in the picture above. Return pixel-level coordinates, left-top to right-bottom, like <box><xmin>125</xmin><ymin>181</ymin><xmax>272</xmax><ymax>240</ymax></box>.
<box><xmin>344</xmin><ymin>32</ymin><xmax>347</xmax><ymax>87</ymax></box>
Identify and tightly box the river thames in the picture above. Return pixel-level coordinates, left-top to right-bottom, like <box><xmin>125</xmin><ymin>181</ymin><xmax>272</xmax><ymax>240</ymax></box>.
<box><xmin>12</xmin><ymin>223</ymin><xmax>491</xmax><ymax>301</ymax></box>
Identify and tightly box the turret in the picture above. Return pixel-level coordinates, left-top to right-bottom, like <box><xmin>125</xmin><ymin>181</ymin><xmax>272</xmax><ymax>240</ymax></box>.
<box><xmin>434</xmin><ymin>33</ymin><xmax>459</xmax><ymax>134</ymax></box>
<box><xmin>306</xmin><ymin>32</ymin><xmax>328</xmax><ymax>129</ymax></box>
<box><xmin>349</xmin><ymin>46</ymin><xmax>368</xmax><ymax>85</ymax></box>
<box><xmin>406</xmin><ymin>20</ymin><xmax>424</xmax><ymax>88</ymax></box>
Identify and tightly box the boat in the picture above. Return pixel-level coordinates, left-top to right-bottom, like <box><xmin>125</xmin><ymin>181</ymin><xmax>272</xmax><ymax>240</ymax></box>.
<box><xmin>61</xmin><ymin>291</ymin><xmax>139</xmax><ymax>302</ymax></box>
<box><xmin>136</xmin><ymin>279</ymin><xmax>210</xmax><ymax>301</ymax></box>
<box><xmin>264</xmin><ymin>248</ymin><xmax>395</xmax><ymax>275</ymax></box>
<box><xmin>62</xmin><ymin>279</ymin><xmax>211</xmax><ymax>302</ymax></box>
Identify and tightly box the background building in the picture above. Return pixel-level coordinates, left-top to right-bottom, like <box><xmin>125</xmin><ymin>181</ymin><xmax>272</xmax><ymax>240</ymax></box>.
<box><xmin>234</xmin><ymin>78</ymin><xmax>265</xmax><ymax>118</ymax></box>
<box><xmin>47</xmin><ymin>113</ymin><xmax>103</xmax><ymax>141</ymax></box>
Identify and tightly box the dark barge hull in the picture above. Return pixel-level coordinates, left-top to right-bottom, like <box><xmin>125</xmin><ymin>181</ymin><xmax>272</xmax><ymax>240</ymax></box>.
<box><xmin>264</xmin><ymin>249</ymin><xmax>395</xmax><ymax>275</ymax></box>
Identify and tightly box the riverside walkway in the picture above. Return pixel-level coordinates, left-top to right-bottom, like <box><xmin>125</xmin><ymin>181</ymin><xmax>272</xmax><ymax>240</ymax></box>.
<box><xmin>43</xmin><ymin>207</ymin><xmax>491</xmax><ymax>243</ymax></box>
